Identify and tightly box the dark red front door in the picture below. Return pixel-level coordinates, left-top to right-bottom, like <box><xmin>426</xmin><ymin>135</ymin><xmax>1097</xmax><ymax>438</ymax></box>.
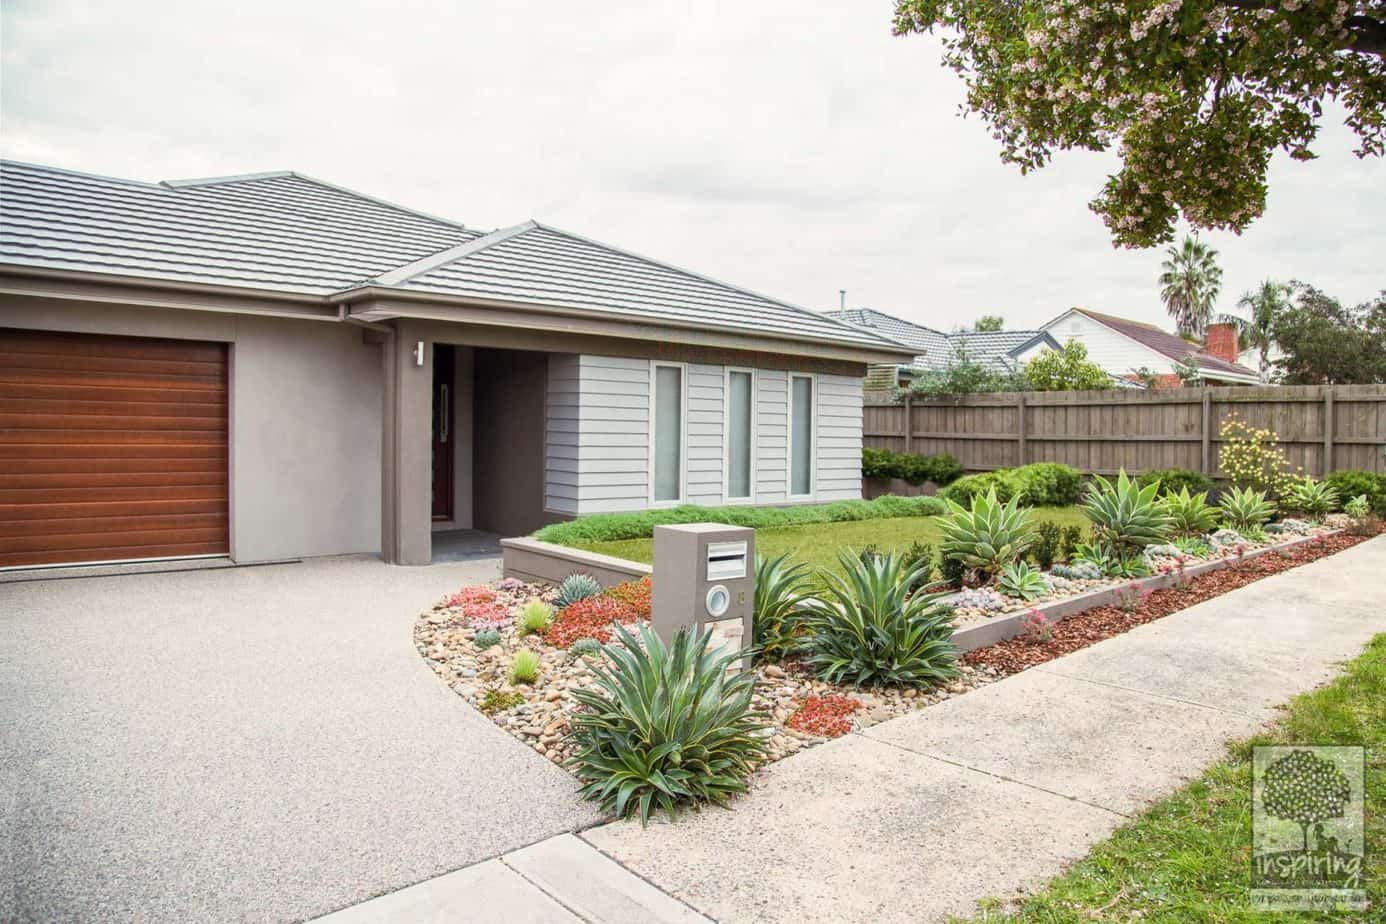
<box><xmin>431</xmin><ymin>345</ymin><xmax>454</xmax><ymax>520</ymax></box>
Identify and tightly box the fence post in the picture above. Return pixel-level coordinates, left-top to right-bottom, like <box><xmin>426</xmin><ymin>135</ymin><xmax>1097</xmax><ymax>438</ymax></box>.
<box><xmin>1200</xmin><ymin>390</ymin><xmax>1212</xmax><ymax>474</ymax></box>
<box><xmin>1016</xmin><ymin>393</ymin><xmax>1027</xmax><ymax>465</ymax></box>
<box><xmin>1323</xmin><ymin>388</ymin><xmax>1335</xmax><ymax>478</ymax></box>
<box><xmin>903</xmin><ymin>392</ymin><xmax>913</xmax><ymax>455</ymax></box>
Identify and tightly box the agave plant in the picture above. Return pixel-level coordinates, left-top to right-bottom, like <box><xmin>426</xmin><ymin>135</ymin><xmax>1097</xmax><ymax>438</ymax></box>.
<box><xmin>1160</xmin><ymin>487</ymin><xmax>1218</xmax><ymax>537</ymax></box>
<box><xmin>996</xmin><ymin>561</ymin><xmax>1051</xmax><ymax>601</ymax></box>
<box><xmin>1219</xmin><ymin>485</ymin><xmax>1276</xmax><ymax>532</ymax></box>
<box><xmin>936</xmin><ymin>488</ymin><xmax>1036</xmax><ymax>584</ymax></box>
<box><xmin>797</xmin><ymin>551</ymin><xmax>958</xmax><ymax>688</ymax></box>
<box><xmin>1285</xmin><ymin>478</ymin><xmax>1339</xmax><ymax>521</ymax></box>
<box><xmin>568</xmin><ymin>624</ymin><xmax>767</xmax><ymax>825</ymax></box>
<box><xmin>753</xmin><ymin>553</ymin><xmax>813</xmax><ymax>663</ymax></box>
<box><xmin>556</xmin><ymin>572</ymin><xmax>603</xmax><ymax>609</ymax></box>
<box><xmin>1081</xmin><ymin>471</ymin><xmax>1174</xmax><ymax>558</ymax></box>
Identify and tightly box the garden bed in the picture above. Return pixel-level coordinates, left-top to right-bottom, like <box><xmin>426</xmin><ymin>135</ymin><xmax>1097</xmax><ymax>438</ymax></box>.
<box><xmin>417</xmin><ymin>519</ymin><xmax>1373</xmax><ymax>778</ymax></box>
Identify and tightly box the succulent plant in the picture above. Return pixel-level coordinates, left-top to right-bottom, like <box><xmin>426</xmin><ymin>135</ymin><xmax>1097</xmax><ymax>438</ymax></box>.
<box><xmin>1208</xmin><ymin>527</ymin><xmax>1246</xmax><ymax>549</ymax></box>
<box><xmin>1051</xmin><ymin>561</ymin><xmax>1103</xmax><ymax>581</ymax></box>
<box><xmin>517</xmin><ymin>599</ymin><xmax>554</xmax><ymax>636</ymax></box>
<box><xmin>479</xmin><ymin>688</ymin><xmax>525</xmax><ymax>715</ymax></box>
<box><xmin>798</xmin><ymin>551</ymin><xmax>960</xmax><ymax>687</ymax></box>
<box><xmin>1081</xmin><ymin>470</ymin><xmax>1174</xmax><ymax>557</ymax></box>
<box><xmin>1032</xmin><ymin>521</ymin><xmax>1061</xmax><ymax>570</ymax></box>
<box><xmin>753</xmin><ymin>553</ymin><xmax>813</xmax><ymax>664</ymax></box>
<box><xmin>1345</xmin><ymin>494</ymin><xmax>1370</xmax><ymax>519</ymax></box>
<box><xmin>509</xmin><ymin>648</ymin><xmax>541</xmax><ymax>685</ymax></box>
<box><xmin>569</xmin><ymin>637</ymin><xmax>603</xmax><ymax>659</ymax></box>
<box><xmin>1218</xmin><ymin>486</ymin><xmax>1276</xmax><ymax>533</ymax></box>
<box><xmin>556</xmin><ymin>572</ymin><xmax>603</xmax><ymax>609</ymax></box>
<box><xmin>1172</xmin><ymin>536</ymin><xmax>1211</xmax><ymax>558</ymax></box>
<box><xmin>1285</xmin><ymin>478</ymin><xmax>1339</xmax><ymax>521</ymax></box>
<box><xmin>996</xmin><ymin>561</ymin><xmax>1051</xmax><ymax>601</ymax></box>
<box><xmin>936</xmin><ymin>488</ymin><xmax>1036</xmax><ymax>583</ymax></box>
<box><xmin>1159</xmin><ymin>487</ymin><xmax>1218</xmax><ymax>536</ymax></box>
<box><xmin>569</xmin><ymin>624</ymin><xmax>767</xmax><ymax>824</ymax></box>
<box><xmin>473</xmin><ymin>628</ymin><xmax>502</xmax><ymax>650</ymax></box>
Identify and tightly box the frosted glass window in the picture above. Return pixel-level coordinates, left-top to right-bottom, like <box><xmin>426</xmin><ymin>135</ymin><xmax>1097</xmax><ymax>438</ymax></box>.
<box><xmin>727</xmin><ymin>371</ymin><xmax>753</xmax><ymax>499</ymax></box>
<box><xmin>790</xmin><ymin>376</ymin><xmax>813</xmax><ymax>496</ymax></box>
<box><xmin>653</xmin><ymin>365</ymin><xmax>682</xmax><ymax>502</ymax></box>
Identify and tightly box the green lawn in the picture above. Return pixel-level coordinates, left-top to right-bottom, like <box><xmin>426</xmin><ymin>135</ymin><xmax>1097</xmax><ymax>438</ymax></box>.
<box><xmin>568</xmin><ymin>506</ymin><xmax>1089</xmax><ymax>575</ymax></box>
<box><xmin>970</xmin><ymin>633</ymin><xmax>1386</xmax><ymax>922</ymax></box>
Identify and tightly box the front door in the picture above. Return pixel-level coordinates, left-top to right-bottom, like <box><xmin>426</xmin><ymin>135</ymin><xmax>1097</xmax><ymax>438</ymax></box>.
<box><xmin>431</xmin><ymin>345</ymin><xmax>454</xmax><ymax>521</ymax></box>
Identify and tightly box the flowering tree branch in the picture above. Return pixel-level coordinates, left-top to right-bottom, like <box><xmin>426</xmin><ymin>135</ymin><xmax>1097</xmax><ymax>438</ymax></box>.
<box><xmin>893</xmin><ymin>1</ymin><xmax>1386</xmax><ymax>247</ymax></box>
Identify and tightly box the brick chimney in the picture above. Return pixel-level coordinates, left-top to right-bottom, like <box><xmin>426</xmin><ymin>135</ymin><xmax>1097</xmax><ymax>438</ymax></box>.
<box><xmin>1204</xmin><ymin>323</ymin><xmax>1239</xmax><ymax>365</ymax></box>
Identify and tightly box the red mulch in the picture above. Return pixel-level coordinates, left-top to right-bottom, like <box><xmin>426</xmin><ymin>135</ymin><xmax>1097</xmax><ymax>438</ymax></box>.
<box><xmin>786</xmin><ymin>694</ymin><xmax>863</xmax><ymax>738</ymax></box>
<box><xmin>964</xmin><ymin>531</ymin><xmax>1374</xmax><ymax>677</ymax></box>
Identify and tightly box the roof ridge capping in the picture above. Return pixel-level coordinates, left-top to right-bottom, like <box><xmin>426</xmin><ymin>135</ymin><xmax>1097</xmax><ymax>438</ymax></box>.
<box><xmin>520</xmin><ymin>221</ymin><xmax>912</xmax><ymax>352</ymax></box>
<box><xmin>160</xmin><ymin>170</ymin><xmax>471</xmax><ymax>231</ymax></box>
<box><xmin>370</xmin><ymin>221</ymin><xmax>538</xmax><ymax>287</ymax></box>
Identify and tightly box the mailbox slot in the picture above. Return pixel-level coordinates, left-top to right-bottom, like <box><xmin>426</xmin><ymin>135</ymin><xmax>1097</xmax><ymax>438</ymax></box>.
<box><xmin>706</xmin><ymin>540</ymin><xmax>748</xmax><ymax>581</ymax></box>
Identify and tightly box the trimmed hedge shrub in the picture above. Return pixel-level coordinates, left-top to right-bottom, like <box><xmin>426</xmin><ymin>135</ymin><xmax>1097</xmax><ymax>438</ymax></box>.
<box><xmin>1325</xmin><ymin>470</ymin><xmax>1386</xmax><ymax>515</ymax></box>
<box><xmin>1136</xmin><ymin>468</ymin><xmax>1215</xmax><ymax>497</ymax></box>
<box><xmin>534</xmin><ymin>495</ymin><xmax>947</xmax><ymax>545</ymax></box>
<box><xmin>861</xmin><ymin>448</ymin><xmax>963</xmax><ymax>486</ymax></box>
<box><xmin>938</xmin><ymin>463</ymin><xmax>1082</xmax><ymax>507</ymax></box>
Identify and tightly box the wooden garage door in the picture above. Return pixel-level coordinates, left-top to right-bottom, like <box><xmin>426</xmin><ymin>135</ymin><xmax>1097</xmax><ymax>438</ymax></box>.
<box><xmin>0</xmin><ymin>328</ymin><xmax>229</xmax><ymax>568</ymax></box>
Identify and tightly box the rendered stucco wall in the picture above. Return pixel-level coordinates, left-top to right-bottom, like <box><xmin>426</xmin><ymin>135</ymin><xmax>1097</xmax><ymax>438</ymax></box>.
<box><xmin>0</xmin><ymin>295</ymin><xmax>383</xmax><ymax>562</ymax></box>
<box><xmin>548</xmin><ymin>354</ymin><xmax>864</xmax><ymax>515</ymax></box>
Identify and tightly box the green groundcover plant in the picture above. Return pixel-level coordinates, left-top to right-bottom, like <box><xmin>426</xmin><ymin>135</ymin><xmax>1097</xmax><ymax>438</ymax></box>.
<box><xmin>568</xmin><ymin>624</ymin><xmax>766</xmax><ymax>825</ymax></box>
<box><xmin>861</xmin><ymin>447</ymin><xmax>963</xmax><ymax>486</ymax></box>
<box><xmin>534</xmin><ymin>495</ymin><xmax>945</xmax><ymax>545</ymax></box>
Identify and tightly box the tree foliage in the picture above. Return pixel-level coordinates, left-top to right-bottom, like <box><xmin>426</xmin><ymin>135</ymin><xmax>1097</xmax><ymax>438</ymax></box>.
<box><xmin>1024</xmin><ymin>340</ymin><xmax>1114</xmax><ymax>390</ymax></box>
<box><xmin>1220</xmin><ymin>279</ymin><xmax>1291</xmax><ymax>380</ymax></box>
<box><xmin>1272</xmin><ymin>281</ymin><xmax>1386</xmax><ymax>383</ymax></box>
<box><xmin>892</xmin><ymin>1</ymin><xmax>1386</xmax><ymax>248</ymax></box>
<box><xmin>1159</xmin><ymin>234</ymin><xmax>1223</xmax><ymax>337</ymax></box>
<box><xmin>909</xmin><ymin>343</ymin><xmax>1027</xmax><ymax>397</ymax></box>
<box><xmin>973</xmin><ymin>314</ymin><xmax>1005</xmax><ymax>331</ymax></box>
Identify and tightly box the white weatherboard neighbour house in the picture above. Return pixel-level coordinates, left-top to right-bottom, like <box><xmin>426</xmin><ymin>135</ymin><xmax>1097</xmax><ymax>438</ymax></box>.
<box><xmin>1040</xmin><ymin>308</ymin><xmax>1259</xmax><ymax>385</ymax></box>
<box><xmin>0</xmin><ymin>160</ymin><xmax>913</xmax><ymax>569</ymax></box>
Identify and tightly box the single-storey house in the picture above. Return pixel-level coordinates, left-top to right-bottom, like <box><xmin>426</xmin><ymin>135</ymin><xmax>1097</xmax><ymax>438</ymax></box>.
<box><xmin>826</xmin><ymin>307</ymin><xmax>1058</xmax><ymax>389</ymax></box>
<box><xmin>1039</xmin><ymin>308</ymin><xmax>1259</xmax><ymax>386</ymax></box>
<box><xmin>0</xmin><ymin>160</ymin><xmax>912</xmax><ymax>569</ymax></box>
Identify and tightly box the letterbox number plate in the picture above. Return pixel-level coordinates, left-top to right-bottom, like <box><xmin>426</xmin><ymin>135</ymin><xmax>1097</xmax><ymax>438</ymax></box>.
<box><xmin>706</xmin><ymin>540</ymin><xmax>748</xmax><ymax>581</ymax></box>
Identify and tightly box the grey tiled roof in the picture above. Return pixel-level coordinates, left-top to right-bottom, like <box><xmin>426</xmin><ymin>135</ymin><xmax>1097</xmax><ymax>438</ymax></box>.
<box><xmin>827</xmin><ymin>307</ymin><xmax>1052</xmax><ymax>371</ymax></box>
<box><xmin>0</xmin><ymin>160</ymin><xmax>904</xmax><ymax>353</ymax></box>
<box><xmin>0</xmin><ymin>160</ymin><xmax>477</xmax><ymax>294</ymax></box>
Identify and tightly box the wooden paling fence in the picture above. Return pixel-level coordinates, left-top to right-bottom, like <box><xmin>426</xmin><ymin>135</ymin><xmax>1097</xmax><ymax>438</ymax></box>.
<box><xmin>862</xmin><ymin>384</ymin><xmax>1386</xmax><ymax>478</ymax></box>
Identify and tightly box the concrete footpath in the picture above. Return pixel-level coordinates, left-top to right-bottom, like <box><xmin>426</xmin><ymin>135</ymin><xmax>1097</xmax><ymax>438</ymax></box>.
<box><xmin>353</xmin><ymin>534</ymin><xmax>1386</xmax><ymax>923</ymax></box>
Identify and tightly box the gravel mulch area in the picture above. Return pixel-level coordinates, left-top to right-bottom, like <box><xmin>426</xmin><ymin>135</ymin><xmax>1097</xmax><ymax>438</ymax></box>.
<box><xmin>963</xmin><ymin>529</ymin><xmax>1374</xmax><ymax>676</ymax></box>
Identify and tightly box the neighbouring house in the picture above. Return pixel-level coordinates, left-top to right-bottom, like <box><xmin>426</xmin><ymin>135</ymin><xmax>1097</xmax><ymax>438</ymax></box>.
<box><xmin>1039</xmin><ymin>308</ymin><xmax>1259</xmax><ymax>387</ymax></box>
<box><xmin>0</xmin><ymin>160</ymin><xmax>912</xmax><ymax>569</ymax></box>
<box><xmin>827</xmin><ymin>307</ymin><xmax>1058</xmax><ymax>389</ymax></box>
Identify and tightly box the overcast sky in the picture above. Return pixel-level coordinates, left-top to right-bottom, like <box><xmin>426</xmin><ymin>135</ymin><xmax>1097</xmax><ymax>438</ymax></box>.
<box><xmin>3</xmin><ymin>0</ymin><xmax>1382</xmax><ymax>332</ymax></box>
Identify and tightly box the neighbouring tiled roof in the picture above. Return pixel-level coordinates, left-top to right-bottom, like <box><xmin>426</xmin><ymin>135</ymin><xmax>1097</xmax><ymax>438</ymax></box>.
<box><xmin>0</xmin><ymin>159</ymin><xmax>905</xmax><ymax>354</ymax></box>
<box><xmin>827</xmin><ymin>307</ymin><xmax>1051</xmax><ymax>372</ymax></box>
<box><xmin>1073</xmin><ymin>308</ymin><xmax>1257</xmax><ymax>379</ymax></box>
<box><xmin>0</xmin><ymin>159</ymin><xmax>477</xmax><ymax>294</ymax></box>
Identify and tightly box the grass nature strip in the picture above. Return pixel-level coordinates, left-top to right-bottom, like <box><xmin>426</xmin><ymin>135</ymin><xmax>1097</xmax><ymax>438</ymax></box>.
<box><xmin>969</xmin><ymin>633</ymin><xmax>1386</xmax><ymax>923</ymax></box>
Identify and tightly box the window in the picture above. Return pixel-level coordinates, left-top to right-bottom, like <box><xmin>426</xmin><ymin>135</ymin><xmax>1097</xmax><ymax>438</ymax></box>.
<box><xmin>789</xmin><ymin>374</ymin><xmax>814</xmax><ymax>497</ymax></box>
<box><xmin>650</xmin><ymin>363</ymin><xmax>684</xmax><ymax>504</ymax></box>
<box><xmin>725</xmin><ymin>369</ymin><xmax>754</xmax><ymax>500</ymax></box>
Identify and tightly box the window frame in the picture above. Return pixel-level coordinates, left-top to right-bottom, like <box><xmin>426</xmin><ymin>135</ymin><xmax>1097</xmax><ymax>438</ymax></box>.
<box><xmin>786</xmin><ymin>372</ymin><xmax>816</xmax><ymax>500</ymax></box>
<box><xmin>722</xmin><ymin>366</ymin><xmax>757</xmax><ymax>504</ymax></box>
<box><xmin>647</xmin><ymin>361</ymin><xmax>688</xmax><ymax>507</ymax></box>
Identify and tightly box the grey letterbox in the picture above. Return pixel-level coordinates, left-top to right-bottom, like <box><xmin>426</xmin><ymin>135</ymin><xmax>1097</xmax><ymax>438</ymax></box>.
<box><xmin>652</xmin><ymin>524</ymin><xmax>755</xmax><ymax>668</ymax></box>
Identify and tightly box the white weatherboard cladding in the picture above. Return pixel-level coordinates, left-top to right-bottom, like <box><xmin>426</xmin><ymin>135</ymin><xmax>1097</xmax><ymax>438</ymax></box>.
<box><xmin>542</xmin><ymin>357</ymin><xmax>863</xmax><ymax>515</ymax></box>
<box><xmin>1044</xmin><ymin>312</ymin><xmax>1171</xmax><ymax>378</ymax></box>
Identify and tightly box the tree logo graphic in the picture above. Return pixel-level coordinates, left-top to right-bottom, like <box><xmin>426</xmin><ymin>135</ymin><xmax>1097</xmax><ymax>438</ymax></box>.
<box><xmin>1261</xmin><ymin>749</ymin><xmax>1352</xmax><ymax>853</ymax></box>
<box><xmin>1251</xmin><ymin>745</ymin><xmax>1365</xmax><ymax>912</ymax></box>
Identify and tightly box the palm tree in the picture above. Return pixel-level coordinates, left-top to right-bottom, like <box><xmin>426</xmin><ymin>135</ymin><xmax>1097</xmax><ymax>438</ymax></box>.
<box><xmin>1218</xmin><ymin>280</ymin><xmax>1289</xmax><ymax>382</ymax></box>
<box><xmin>1159</xmin><ymin>235</ymin><xmax>1222</xmax><ymax>338</ymax></box>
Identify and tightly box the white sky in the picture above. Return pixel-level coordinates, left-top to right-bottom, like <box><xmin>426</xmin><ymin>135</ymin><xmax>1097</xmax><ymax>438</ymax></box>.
<box><xmin>3</xmin><ymin>0</ymin><xmax>1382</xmax><ymax>332</ymax></box>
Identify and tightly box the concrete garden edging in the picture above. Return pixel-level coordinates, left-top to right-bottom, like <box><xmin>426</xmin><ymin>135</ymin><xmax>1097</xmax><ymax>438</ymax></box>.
<box><xmin>501</xmin><ymin>536</ymin><xmax>650</xmax><ymax>588</ymax></box>
<box><xmin>950</xmin><ymin>530</ymin><xmax>1342</xmax><ymax>653</ymax></box>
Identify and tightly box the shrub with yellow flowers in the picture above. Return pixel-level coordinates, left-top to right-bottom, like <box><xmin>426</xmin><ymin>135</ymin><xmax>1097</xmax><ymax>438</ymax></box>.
<box><xmin>1218</xmin><ymin>414</ymin><xmax>1300</xmax><ymax>498</ymax></box>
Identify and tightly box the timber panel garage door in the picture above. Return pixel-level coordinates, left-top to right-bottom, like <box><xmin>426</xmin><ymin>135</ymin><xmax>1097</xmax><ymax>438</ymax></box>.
<box><xmin>0</xmin><ymin>329</ymin><xmax>229</xmax><ymax>568</ymax></box>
